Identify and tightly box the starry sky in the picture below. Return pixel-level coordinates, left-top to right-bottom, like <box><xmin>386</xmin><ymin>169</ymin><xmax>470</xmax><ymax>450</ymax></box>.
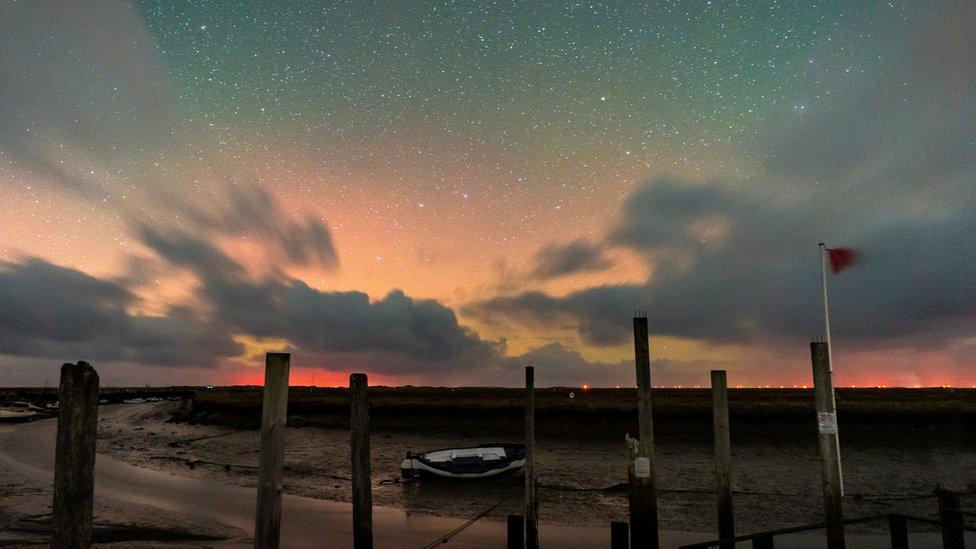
<box><xmin>1</xmin><ymin>1</ymin><xmax>974</xmax><ymax>387</ymax></box>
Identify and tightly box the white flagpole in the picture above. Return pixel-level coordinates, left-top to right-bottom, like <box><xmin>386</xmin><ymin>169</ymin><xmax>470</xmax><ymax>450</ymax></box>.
<box><xmin>818</xmin><ymin>242</ymin><xmax>844</xmax><ymax>495</ymax></box>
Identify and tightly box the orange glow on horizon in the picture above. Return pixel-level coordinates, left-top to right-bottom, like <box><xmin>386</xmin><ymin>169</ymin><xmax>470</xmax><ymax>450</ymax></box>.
<box><xmin>230</xmin><ymin>366</ymin><xmax>398</xmax><ymax>388</ymax></box>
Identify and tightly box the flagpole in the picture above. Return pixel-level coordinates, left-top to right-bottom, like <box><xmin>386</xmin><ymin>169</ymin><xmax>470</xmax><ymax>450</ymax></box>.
<box><xmin>818</xmin><ymin>243</ymin><xmax>833</xmax><ymax>371</ymax></box>
<box><xmin>818</xmin><ymin>242</ymin><xmax>844</xmax><ymax>496</ymax></box>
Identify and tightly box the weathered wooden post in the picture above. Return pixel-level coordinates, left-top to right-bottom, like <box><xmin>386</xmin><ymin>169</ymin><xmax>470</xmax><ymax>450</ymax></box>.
<box><xmin>254</xmin><ymin>352</ymin><xmax>290</xmax><ymax>549</ymax></box>
<box><xmin>350</xmin><ymin>373</ymin><xmax>373</xmax><ymax>549</ymax></box>
<box><xmin>52</xmin><ymin>361</ymin><xmax>99</xmax><ymax>549</ymax></box>
<box><xmin>936</xmin><ymin>488</ymin><xmax>964</xmax><ymax>549</ymax></box>
<box><xmin>811</xmin><ymin>341</ymin><xmax>844</xmax><ymax>549</ymax></box>
<box><xmin>507</xmin><ymin>514</ymin><xmax>525</xmax><ymax>549</ymax></box>
<box><xmin>525</xmin><ymin>366</ymin><xmax>539</xmax><ymax>549</ymax></box>
<box><xmin>610</xmin><ymin>521</ymin><xmax>629</xmax><ymax>549</ymax></box>
<box><xmin>711</xmin><ymin>370</ymin><xmax>734</xmax><ymax>549</ymax></box>
<box><xmin>630</xmin><ymin>315</ymin><xmax>659</xmax><ymax>549</ymax></box>
<box><xmin>888</xmin><ymin>515</ymin><xmax>909</xmax><ymax>549</ymax></box>
<box><xmin>752</xmin><ymin>534</ymin><xmax>774</xmax><ymax>549</ymax></box>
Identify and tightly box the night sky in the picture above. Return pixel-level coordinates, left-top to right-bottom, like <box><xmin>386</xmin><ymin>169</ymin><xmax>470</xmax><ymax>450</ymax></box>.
<box><xmin>1</xmin><ymin>1</ymin><xmax>974</xmax><ymax>387</ymax></box>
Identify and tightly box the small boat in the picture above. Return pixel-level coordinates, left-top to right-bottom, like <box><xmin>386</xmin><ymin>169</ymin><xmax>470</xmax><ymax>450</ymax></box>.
<box><xmin>401</xmin><ymin>443</ymin><xmax>525</xmax><ymax>479</ymax></box>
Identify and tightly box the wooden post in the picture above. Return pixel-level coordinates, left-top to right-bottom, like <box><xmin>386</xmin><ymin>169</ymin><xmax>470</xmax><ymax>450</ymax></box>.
<box><xmin>525</xmin><ymin>366</ymin><xmax>539</xmax><ymax>549</ymax></box>
<box><xmin>610</xmin><ymin>521</ymin><xmax>629</xmax><ymax>549</ymax></box>
<box><xmin>711</xmin><ymin>370</ymin><xmax>734</xmax><ymax>549</ymax></box>
<box><xmin>937</xmin><ymin>488</ymin><xmax>964</xmax><ymax>549</ymax></box>
<box><xmin>52</xmin><ymin>361</ymin><xmax>99</xmax><ymax>549</ymax></box>
<box><xmin>254</xmin><ymin>353</ymin><xmax>290</xmax><ymax>549</ymax></box>
<box><xmin>811</xmin><ymin>342</ymin><xmax>844</xmax><ymax>549</ymax></box>
<box><xmin>752</xmin><ymin>534</ymin><xmax>774</xmax><ymax>549</ymax></box>
<box><xmin>350</xmin><ymin>373</ymin><xmax>373</xmax><ymax>549</ymax></box>
<box><xmin>888</xmin><ymin>515</ymin><xmax>909</xmax><ymax>549</ymax></box>
<box><xmin>508</xmin><ymin>514</ymin><xmax>525</xmax><ymax>549</ymax></box>
<box><xmin>630</xmin><ymin>316</ymin><xmax>659</xmax><ymax>549</ymax></box>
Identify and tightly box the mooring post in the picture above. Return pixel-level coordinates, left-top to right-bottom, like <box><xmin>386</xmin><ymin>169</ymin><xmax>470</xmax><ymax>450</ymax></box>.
<box><xmin>751</xmin><ymin>534</ymin><xmax>774</xmax><ymax>549</ymax></box>
<box><xmin>630</xmin><ymin>315</ymin><xmax>659</xmax><ymax>549</ymax></box>
<box><xmin>711</xmin><ymin>370</ymin><xmax>734</xmax><ymax>549</ymax></box>
<box><xmin>254</xmin><ymin>352</ymin><xmax>290</xmax><ymax>549</ymax></box>
<box><xmin>888</xmin><ymin>515</ymin><xmax>909</xmax><ymax>549</ymax></box>
<box><xmin>508</xmin><ymin>514</ymin><xmax>525</xmax><ymax>549</ymax></box>
<box><xmin>811</xmin><ymin>341</ymin><xmax>844</xmax><ymax>549</ymax></box>
<box><xmin>936</xmin><ymin>488</ymin><xmax>964</xmax><ymax>549</ymax></box>
<box><xmin>52</xmin><ymin>361</ymin><xmax>99</xmax><ymax>549</ymax></box>
<box><xmin>525</xmin><ymin>366</ymin><xmax>539</xmax><ymax>549</ymax></box>
<box><xmin>610</xmin><ymin>521</ymin><xmax>629</xmax><ymax>549</ymax></box>
<box><xmin>350</xmin><ymin>373</ymin><xmax>373</xmax><ymax>549</ymax></box>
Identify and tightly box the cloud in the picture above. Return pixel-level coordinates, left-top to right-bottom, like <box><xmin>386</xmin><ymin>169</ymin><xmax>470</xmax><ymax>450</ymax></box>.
<box><xmin>165</xmin><ymin>184</ymin><xmax>340</xmax><ymax>269</ymax></box>
<box><xmin>0</xmin><ymin>258</ymin><xmax>242</xmax><ymax>365</ymax></box>
<box><xmin>0</xmin><ymin>2</ymin><xmax>338</xmax><ymax>273</ymax></box>
<box><xmin>134</xmin><ymin>227</ymin><xmax>502</xmax><ymax>374</ymax></box>
<box><xmin>468</xmin><ymin>179</ymin><xmax>976</xmax><ymax>348</ymax></box>
<box><xmin>761</xmin><ymin>1</ymin><xmax>976</xmax><ymax>218</ymax></box>
<box><xmin>467</xmin><ymin>5</ymin><xmax>976</xmax><ymax>358</ymax></box>
<box><xmin>529</xmin><ymin>239</ymin><xmax>613</xmax><ymax>280</ymax></box>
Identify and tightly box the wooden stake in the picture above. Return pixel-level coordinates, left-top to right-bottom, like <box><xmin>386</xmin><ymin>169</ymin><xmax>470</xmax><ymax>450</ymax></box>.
<box><xmin>52</xmin><ymin>361</ymin><xmax>99</xmax><ymax>549</ymax></box>
<box><xmin>525</xmin><ymin>366</ymin><xmax>539</xmax><ymax>549</ymax></box>
<box><xmin>936</xmin><ymin>488</ymin><xmax>964</xmax><ymax>549</ymax></box>
<box><xmin>254</xmin><ymin>352</ymin><xmax>290</xmax><ymax>549</ymax></box>
<box><xmin>711</xmin><ymin>370</ymin><xmax>734</xmax><ymax>549</ymax></box>
<box><xmin>811</xmin><ymin>342</ymin><xmax>844</xmax><ymax>549</ymax></box>
<box><xmin>507</xmin><ymin>514</ymin><xmax>525</xmax><ymax>549</ymax></box>
<box><xmin>630</xmin><ymin>316</ymin><xmax>659</xmax><ymax>549</ymax></box>
<box><xmin>888</xmin><ymin>515</ymin><xmax>909</xmax><ymax>549</ymax></box>
<box><xmin>350</xmin><ymin>373</ymin><xmax>373</xmax><ymax>549</ymax></box>
<box><xmin>610</xmin><ymin>521</ymin><xmax>630</xmax><ymax>549</ymax></box>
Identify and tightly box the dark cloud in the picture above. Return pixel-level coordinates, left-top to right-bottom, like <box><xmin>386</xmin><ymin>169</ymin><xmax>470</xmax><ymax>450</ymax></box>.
<box><xmin>164</xmin><ymin>184</ymin><xmax>340</xmax><ymax>269</ymax></box>
<box><xmin>469</xmin><ymin>179</ymin><xmax>976</xmax><ymax>348</ymax></box>
<box><xmin>529</xmin><ymin>240</ymin><xmax>613</xmax><ymax>280</ymax></box>
<box><xmin>0</xmin><ymin>2</ymin><xmax>338</xmax><ymax>273</ymax></box>
<box><xmin>0</xmin><ymin>258</ymin><xmax>242</xmax><ymax>365</ymax></box>
<box><xmin>135</xmin><ymin>227</ymin><xmax>501</xmax><ymax>374</ymax></box>
<box><xmin>468</xmin><ymin>5</ymin><xmax>976</xmax><ymax>356</ymax></box>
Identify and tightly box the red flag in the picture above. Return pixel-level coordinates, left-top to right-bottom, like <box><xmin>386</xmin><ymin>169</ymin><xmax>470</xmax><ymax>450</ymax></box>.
<box><xmin>827</xmin><ymin>247</ymin><xmax>857</xmax><ymax>273</ymax></box>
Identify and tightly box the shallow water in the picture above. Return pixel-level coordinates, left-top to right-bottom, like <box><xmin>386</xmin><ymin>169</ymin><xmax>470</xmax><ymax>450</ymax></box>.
<box><xmin>0</xmin><ymin>403</ymin><xmax>968</xmax><ymax>547</ymax></box>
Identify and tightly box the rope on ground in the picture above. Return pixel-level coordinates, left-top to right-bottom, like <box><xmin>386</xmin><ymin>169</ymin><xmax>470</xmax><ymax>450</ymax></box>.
<box><xmin>419</xmin><ymin>496</ymin><xmax>512</xmax><ymax>549</ymax></box>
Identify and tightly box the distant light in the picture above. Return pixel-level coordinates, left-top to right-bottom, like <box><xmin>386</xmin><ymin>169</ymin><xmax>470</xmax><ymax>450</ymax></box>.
<box><xmin>581</xmin><ymin>383</ymin><xmax>590</xmax><ymax>391</ymax></box>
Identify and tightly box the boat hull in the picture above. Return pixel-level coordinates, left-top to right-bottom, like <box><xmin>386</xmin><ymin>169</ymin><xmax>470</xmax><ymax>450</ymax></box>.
<box><xmin>400</xmin><ymin>443</ymin><xmax>525</xmax><ymax>479</ymax></box>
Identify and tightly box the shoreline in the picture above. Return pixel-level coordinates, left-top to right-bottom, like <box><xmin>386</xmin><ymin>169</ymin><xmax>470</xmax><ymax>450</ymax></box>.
<box><xmin>2</xmin><ymin>391</ymin><xmax>975</xmax><ymax>546</ymax></box>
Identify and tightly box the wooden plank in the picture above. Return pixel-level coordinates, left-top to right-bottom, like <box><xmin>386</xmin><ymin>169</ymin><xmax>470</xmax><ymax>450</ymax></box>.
<box><xmin>810</xmin><ymin>342</ymin><xmax>844</xmax><ymax>549</ymax></box>
<box><xmin>254</xmin><ymin>352</ymin><xmax>290</xmax><ymax>549</ymax></box>
<box><xmin>350</xmin><ymin>373</ymin><xmax>373</xmax><ymax>549</ymax></box>
<box><xmin>711</xmin><ymin>370</ymin><xmax>734</xmax><ymax>549</ymax></box>
<box><xmin>525</xmin><ymin>366</ymin><xmax>539</xmax><ymax>549</ymax></box>
<box><xmin>52</xmin><ymin>361</ymin><xmax>99</xmax><ymax>549</ymax></box>
<box><xmin>630</xmin><ymin>316</ymin><xmax>659</xmax><ymax>549</ymax></box>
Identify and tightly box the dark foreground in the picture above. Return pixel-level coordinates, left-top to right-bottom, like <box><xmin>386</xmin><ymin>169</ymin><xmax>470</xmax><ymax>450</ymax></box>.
<box><xmin>2</xmin><ymin>387</ymin><xmax>975</xmax><ymax>545</ymax></box>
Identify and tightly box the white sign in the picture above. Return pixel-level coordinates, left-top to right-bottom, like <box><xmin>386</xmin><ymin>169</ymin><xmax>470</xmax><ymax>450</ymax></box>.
<box><xmin>818</xmin><ymin>412</ymin><xmax>837</xmax><ymax>434</ymax></box>
<box><xmin>633</xmin><ymin>457</ymin><xmax>650</xmax><ymax>478</ymax></box>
